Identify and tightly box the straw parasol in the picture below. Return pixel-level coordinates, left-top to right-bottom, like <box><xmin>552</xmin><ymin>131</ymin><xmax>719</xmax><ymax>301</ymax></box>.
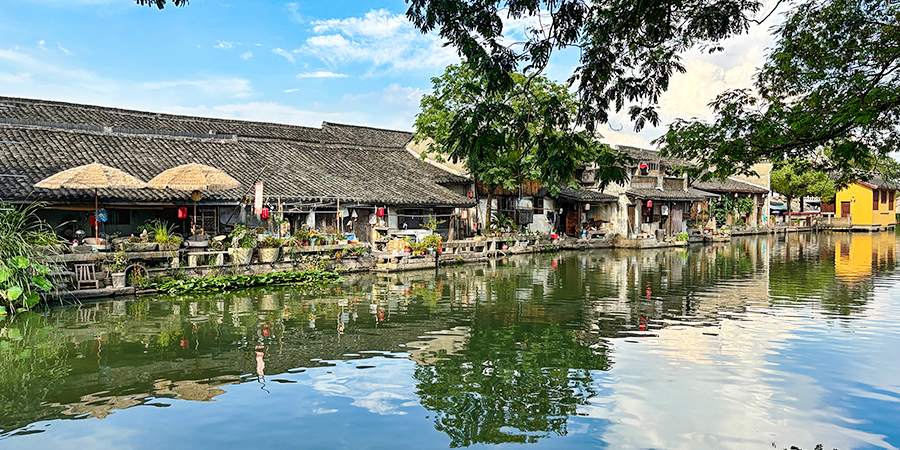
<box><xmin>148</xmin><ymin>163</ymin><xmax>240</xmax><ymax>234</ymax></box>
<box><xmin>34</xmin><ymin>163</ymin><xmax>149</xmax><ymax>241</ymax></box>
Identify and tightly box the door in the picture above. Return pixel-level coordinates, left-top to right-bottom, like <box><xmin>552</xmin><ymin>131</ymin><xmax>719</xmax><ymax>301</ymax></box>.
<box><xmin>352</xmin><ymin>209</ymin><xmax>371</xmax><ymax>243</ymax></box>
<box><xmin>841</xmin><ymin>201</ymin><xmax>851</xmax><ymax>218</ymax></box>
<box><xmin>671</xmin><ymin>203</ymin><xmax>683</xmax><ymax>233</ymax></box>
<box><xmin>627</xmin><ymin>206</ymin><xmax>635</xmax><ymax>235</ymax></box>
<box><xmin>566</xmin><ymin>208</ymin><xmax>579</xmax><ymax>236</ymax></box>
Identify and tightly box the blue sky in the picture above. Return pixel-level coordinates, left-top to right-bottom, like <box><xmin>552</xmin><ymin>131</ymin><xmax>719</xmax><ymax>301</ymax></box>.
<box><xmin>0</xmin><ymin>0</ymin><xmax>778</xmax><ymax>147</ymax></box>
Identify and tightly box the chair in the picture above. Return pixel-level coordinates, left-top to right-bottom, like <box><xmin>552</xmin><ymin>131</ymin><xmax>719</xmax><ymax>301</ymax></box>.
<box><xmin>74</xmin><ymin>264</ymin><xmax>100</xmax><ymax>290</ymax></box>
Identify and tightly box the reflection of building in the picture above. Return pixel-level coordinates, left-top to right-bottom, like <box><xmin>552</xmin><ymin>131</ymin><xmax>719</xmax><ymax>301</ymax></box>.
<box><xmin>834</xmin><ymin>233</ymin><xmax>896</xmax><ymax>284</ymax></box>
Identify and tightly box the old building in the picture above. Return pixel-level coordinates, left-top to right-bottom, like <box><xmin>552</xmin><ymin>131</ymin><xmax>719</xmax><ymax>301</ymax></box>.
<box><xmin>0</xmin><ymin>97</ymin><xmax>473</xmax><ymax>241</ymax></box>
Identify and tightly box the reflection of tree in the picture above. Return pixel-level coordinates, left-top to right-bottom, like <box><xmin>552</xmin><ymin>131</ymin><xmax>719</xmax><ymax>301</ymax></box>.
<box><xmin>414</xmin><ymin>323</ymin><xmax>608</xmax><ymax>447</ymax></box>
<box><xmin>0</xmin><ymin>312</ymin><xmax>71</xmax><ymax>432</ymax></box>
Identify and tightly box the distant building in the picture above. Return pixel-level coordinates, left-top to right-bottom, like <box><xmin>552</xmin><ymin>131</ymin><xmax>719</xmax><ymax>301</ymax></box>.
<box><xmin>822</xmin><ymin>175</ymin><xmax>898</xmax><ymax>230</ymax></box>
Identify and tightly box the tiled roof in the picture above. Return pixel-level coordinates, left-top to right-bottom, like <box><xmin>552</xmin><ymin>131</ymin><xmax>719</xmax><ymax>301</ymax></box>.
<box><xmin>626</xmin><ymin>188</ymin><xmax>705</xmax><ymax>201</ymax></box>
<box><xmin>0</xmin><ymin>97</ymin><xmax>472</xmax><ymax>207</ymax></box>
<box><xmin>557</xmin><ymin>187</ymin><xmax>617</xmax><ymax>202</ymax></box>
<box><xmin>691</xmin><ymin>177</ymin><xmax>768</xmax><ymax>193</ymax></box>
<box><xmin>615</xmin><ymin>145</ymin><xmax>694</xmax><ymax>167</ymax></box>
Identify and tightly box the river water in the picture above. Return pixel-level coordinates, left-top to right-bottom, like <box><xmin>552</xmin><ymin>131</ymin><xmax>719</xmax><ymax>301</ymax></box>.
<box><xmin>1</xmin><ymin>232</ymin><xmax>899</xmax><ymax>449</ymax></box>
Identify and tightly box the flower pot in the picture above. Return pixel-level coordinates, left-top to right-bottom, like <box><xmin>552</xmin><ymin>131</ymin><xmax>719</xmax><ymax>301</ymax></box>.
<box><xmin>229</xmin><ymin>247</ymin><xmax>254</xmax><ymax>265</ymax></box>
<box><xmin>124</xmin><ymin>242</ymin><xmax>157</xmax><ymax>252</ymax></box>
<box><xmin>111</xmin><ymin>272</ymin><xmax>126</xmax><ymax>288</ymax></box>
<box><xmin>158</xmin><ymin>242</ymin><xmax>180</xmax><ymax>251</ymax></box>
<box><xmin>258</xmin><ymin>247</ymin><xmax>280</xmax><ymax>263</ymax></box>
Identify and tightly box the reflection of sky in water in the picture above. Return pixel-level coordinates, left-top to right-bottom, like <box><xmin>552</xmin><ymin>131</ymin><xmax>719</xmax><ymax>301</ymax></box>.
<box><xmin>2</xmin><ymin>233</ymin><xmax>900</xmax><ymax>449</ymax></box>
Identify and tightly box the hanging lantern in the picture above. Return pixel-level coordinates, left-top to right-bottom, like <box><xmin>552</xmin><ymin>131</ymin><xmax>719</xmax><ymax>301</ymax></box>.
<box><xmin>460</xmin><ymin>210</ymin><xmax>469</xmax><ymax>220</ymax></box>
<box><xmin>261</xmin><ymin>207</ymin><xmax>270</xmax><ymax>219</ymax></box>
<box><xmin>376</xmin><ymin>207</ymin><xmax>385</xmax><ymax>217</ymax></box>
<box><xmin>640</xmin><ymin>162</ymin><xmax>649</xmax><ymax>175</ymax></box>
<box><xmin>584</xmin><ymin>203</ymin><xmax>591</xmax><ymax>211</ymax></box>
<box><xmin>89</xmin><ymin>214</ymin><xmax>97</xmax><ymax>227</ymax></box>
<box><xmin>467</xmin><ymin>190</ymin><xmax>475</xmax><ymax>198</ymax></box>
<box><xmin>178</xmin><ymin>207</ymin><xmax>188</xmax><ymax>219</ymax></box>
<box><xmin>647</xmin><ymin>200</ymin><xmax>653</xmax><ymax>208</ymax></box>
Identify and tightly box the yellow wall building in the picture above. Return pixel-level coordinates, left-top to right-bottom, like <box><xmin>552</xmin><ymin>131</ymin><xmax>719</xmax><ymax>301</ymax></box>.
<box><xmin>830</xmin><ymin>176</ymin><xmax>897</xmax><ymax>229</ymax></box>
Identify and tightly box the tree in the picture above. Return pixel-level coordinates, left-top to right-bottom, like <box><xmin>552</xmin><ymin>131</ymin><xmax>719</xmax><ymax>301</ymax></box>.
<box><xmin>661</xmin><ymin>0</ymin><xmax>900</xmax><ymax>184</ymax></box>
<box><xmin>413</xmin><ymin>61</ymin><xmax>628</xmax><ymax>226</ymax></box>
<box><xmin>770</xmin><ymin>160</ymin><xmax>836</xmax><ymax>218</ymax></box>
<box><xmin>137</xmin><ymin>0</ymin><xmax>763</xmax><ymax>134</ymax></box>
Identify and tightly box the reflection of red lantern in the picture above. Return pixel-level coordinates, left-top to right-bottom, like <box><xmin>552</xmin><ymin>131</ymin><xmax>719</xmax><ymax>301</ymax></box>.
<box><xmin>178</xmin><ymin>207</ymin><xmax>188</xmax><ymax>219</ymax></box>
<box><xmin>460</xmin><ymin>210</ymin><xmax>468</xmax><ymax>220</ymax></box>
<box><xmin>468</xmin><ymin>190</ymin><xmax>474</xmax><ymax>198</ymax></box>
<box><xmin>376</xmin><ymin>207</ymin><xmax>385</xmax><ymax>217</ymax></box>
<box><xmin>261</xmin><ymin>207</ymin><xmax>270</xmax><ymax>219</ymax></box>
<box><xmin>647</xmin><ymin>200</ymin><xmax>653</xmax><ymax>208</ymax></box>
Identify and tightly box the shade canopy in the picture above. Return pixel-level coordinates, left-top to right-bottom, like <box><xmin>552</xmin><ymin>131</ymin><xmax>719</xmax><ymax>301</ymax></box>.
<box><xmin>148</xmin><ymin>163</ymin><xmax>240</xmax><ymax>192</ymax></box>
<box><xmin>34</xmin><ymin>163</ymin><xmax>148</xmax><ymax>190</ymax></box>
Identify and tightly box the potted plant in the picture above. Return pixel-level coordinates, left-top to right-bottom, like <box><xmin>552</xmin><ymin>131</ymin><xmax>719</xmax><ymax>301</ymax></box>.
<box><xmin>108</xmin><ymin>250</ymin><xmax>129</xmax><ymax>288</ymax></box>
<box><xmin>227</xmin><ymin>225</ymin><xmax>256</xmax><ymax>264</ymax></box>
<box><xmin>123</xmin><ymin>234</ymin><xmax>157</xmax><ymax>252</ymax></box>
<box><xmin>257</xmin><ymin>236</ymin><xmax>283</xmax><ymax>263</ymax></box>
<box><xmin>148</xmin><ymin>219</ymin><xmax>182</xmax><ymax>251</ymax></box>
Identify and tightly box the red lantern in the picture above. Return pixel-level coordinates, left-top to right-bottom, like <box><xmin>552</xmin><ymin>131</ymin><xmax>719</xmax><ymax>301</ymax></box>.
<box><xmin>647</xmin><ymin>200</ymin><xmax>653</xmax><ymax>208</ymax></box>
<box><xmin>178</xmin><ymin>207</ymin><xmax>188</xmax><ymax>219</ymax></box>
<box><xmin>467</xmin><ymin>190</ymin><xmax>474</xmax><ymax>198</ymax></box>
<box><xmin>376</xmin><ymin>207</ymin><xmax>385</xmax><ymax>217</ymax></box>
<box><xmin>89</xmin><ymin>214</ymin><xmax>97</xmax><ymax>227</ymax></box>
<box><xmin>261</xmin><ymin>207</ymin><xmax>270</xmax><ymax>219</ymax></box>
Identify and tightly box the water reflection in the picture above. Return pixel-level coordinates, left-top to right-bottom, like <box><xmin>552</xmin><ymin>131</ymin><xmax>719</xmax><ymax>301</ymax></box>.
<box><xmin>0</xmin><ymin>232</ymin><xmax>898</xmax><ymax>450</ymax></box>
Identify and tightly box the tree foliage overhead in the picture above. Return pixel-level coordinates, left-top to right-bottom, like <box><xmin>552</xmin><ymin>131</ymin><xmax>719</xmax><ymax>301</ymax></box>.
<box><xmin>661</xmin><ymin>0</ymin><xmax>900</xmax><ymax>183</ymax></box>
<box><xmin>414</xmin><ymin>61</ymin><xmax>629</xmax><ymax>222</ymax></box>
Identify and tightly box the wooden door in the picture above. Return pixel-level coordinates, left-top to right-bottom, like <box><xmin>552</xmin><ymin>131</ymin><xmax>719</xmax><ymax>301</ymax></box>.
<box><xmin>566</xmin><ymin>209</ymin><xmax>578</xmax><ymax>236</ymax></box>
<box><xmin>352</xmin><ymin>209</ymin><xmax>371</xmax><ymax>242</ymax></box>
<box><xmin>627</xmin><ymin>206</ymin><xmax>635</xmax><ymax>235</ymax></box>
<box><xmin>840</xmin><ymin>202</ymin><xmax>851</xmax><ymax>218</ymax></box>
<box><xmin>671</xmin><ymin>203</ymin><xmax>683</xmax><ymax>233</ymax></box>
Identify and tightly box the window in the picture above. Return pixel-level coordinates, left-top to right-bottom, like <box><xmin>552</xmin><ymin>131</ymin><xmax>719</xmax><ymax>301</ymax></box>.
<box><xmin>891</xmin><ymin>191</ymin><xmax>895</xmax><ymax>211</ymax></box>
<box><xmin>535</xmin><ymin>197</ymin><xmax>544</xmax><ymax>215</ymax></box>
<box><xmin>874</xmin><ymin>190</ymin><xmax>879</xmax><ymax>210</ymax></box>
<box><xmin>882</xmin><ymin>190</ymin><xmax>888</xmax><ymax>204</ymax></box>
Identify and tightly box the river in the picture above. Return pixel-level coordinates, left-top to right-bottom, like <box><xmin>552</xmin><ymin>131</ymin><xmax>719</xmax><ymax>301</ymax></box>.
<box><xmin>1</xmin><ymin>232</ymin><xmax>898</xmax><ymax>449</ymax></box>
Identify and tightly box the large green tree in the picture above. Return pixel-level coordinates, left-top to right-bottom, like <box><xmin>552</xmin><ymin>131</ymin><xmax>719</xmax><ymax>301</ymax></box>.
<box><xmin>769</xmin><ymin>160</ymin><xmax>836</xmax><ymax>217</ymax></box>
<box><xmin>137</xmin><ymin>0</ymin><xmax>763</xmax><ymax>134</ymax></box>
<box><xmin>661</xmin><ymin>0</ymin><xmax>900</xmax><ymax>183</ymax></box>
<box><xmin>414</xmin><ymin>61</ymin><xmax>628</xmax><ymax>225</ymax></box>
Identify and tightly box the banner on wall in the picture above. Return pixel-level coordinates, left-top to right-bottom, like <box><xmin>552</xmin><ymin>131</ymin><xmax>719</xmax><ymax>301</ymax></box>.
<box><xmin>254</xmin><ymin>182</ymin><xmax>264</xmax><ymax>215</ymax></box>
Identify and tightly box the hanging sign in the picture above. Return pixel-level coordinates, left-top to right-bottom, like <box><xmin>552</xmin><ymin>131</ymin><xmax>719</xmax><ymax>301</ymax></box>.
<box><xmin>254</xmin><ymin>182</ymin><xmax>264</xmax><ymax>215</ymax></box>
<box><xmin>96</xmin><ymin>209</ymin><xmax>108</xmax><ymax>223</ymax></box>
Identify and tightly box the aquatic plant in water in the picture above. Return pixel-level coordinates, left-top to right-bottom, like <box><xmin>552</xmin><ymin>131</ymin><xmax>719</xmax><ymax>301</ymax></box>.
<box><xmin>152</xmin><ymin>270</ymin><xmax>341</xmax><ymax>295</ymax></box>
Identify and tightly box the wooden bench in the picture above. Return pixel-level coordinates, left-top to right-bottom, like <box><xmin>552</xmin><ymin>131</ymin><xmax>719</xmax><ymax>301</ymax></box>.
<box><xmin>74</xmin><ymin>264</ymin><xmax>100</xmax><ymax>290</ymax></box>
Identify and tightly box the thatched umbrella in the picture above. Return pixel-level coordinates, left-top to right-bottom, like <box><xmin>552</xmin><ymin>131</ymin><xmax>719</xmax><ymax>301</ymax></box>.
<box><xmin>34</xmin><ymin>163</ymin><xmax>148</xmax><ymax>241</ymax></box>
<box><xmin>148</xmin><ymin>163</ymin><xmax>240</xmax><ymax>234</ymax></box>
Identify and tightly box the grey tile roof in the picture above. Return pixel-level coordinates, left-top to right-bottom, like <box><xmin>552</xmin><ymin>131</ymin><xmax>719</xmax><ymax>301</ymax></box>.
<box><xmin>557</xmin><ymin>187</ymin><xmax>617</xmax><ymax>202</ymax></box>
<box><xmin>691</xmin><ymin>177</ymin><xmax>768</xmax><ymax>193</ymax></box>
<box><xmin>0</xmin><ymin>97</ymin><xmax>473</xmax><ymax>207</ymax></box>
<box><xmin>626</xmin><ymin>188</ymin><xmax>705</xmax><ymax>201</ymax></box>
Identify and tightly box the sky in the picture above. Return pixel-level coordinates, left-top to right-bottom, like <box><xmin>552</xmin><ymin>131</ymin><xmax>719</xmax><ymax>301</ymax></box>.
<box><xmin>0</xmin><ymin>0</ymin><xmax>781</xmax><ymax>148</ymax></box>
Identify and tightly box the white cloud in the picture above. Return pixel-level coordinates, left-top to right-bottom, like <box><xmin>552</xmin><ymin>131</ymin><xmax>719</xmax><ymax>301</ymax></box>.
<box><xmin>298</xmin><ymin>9</ymin><xmax>458</xmax><ymax>74</ymax></box>
<box><xmin>285</xmin><ymin>2</ymin><xmax>303</xmax><ymax>23</ymax></box>
<box><xmin>296</xmin><ymin>71</ymin><xmax>347</xmax><ymax>79</ymax></box>
<box><xmin>56</xmin><ymin>43</ymin><xmax>72</xmax><ymax>55</ymax></box>
<box><xmin>241</xmin><ymin>51</ymin><xmax>253</xmax><ymax>60</ymax></box>
<box><xmin>214</xmin><ymin>41</ymin><xmax>241</xmax><ymax>50</ymax></box>
<box><xmin>272</xmin><ymin>47</ymin><xmax>295</xmax><ymax>64</ymax></box>
<box><xmin>37</xmin><ymin>40</ymin><xmax>47</xmax><ymax>50</ymax></box>
<box><xmin>657</xmin><ymin>59</ymin><xmax>756</xmax><ymax>123</ymax></box>
<box><xmin>283</xmin><ymin>88</ymin><xmax>301</xmax><ymax>93</ymax></box>
<box><xmin>139</xmin><ymin>78</ymin><xmax>253</xmax><ymax>98</ymax></box>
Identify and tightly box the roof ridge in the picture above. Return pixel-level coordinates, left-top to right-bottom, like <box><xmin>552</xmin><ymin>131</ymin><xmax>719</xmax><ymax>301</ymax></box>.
<box><xmin>0</xmin><ymin>95</ymin><xmax>324</xmax><ymax>132</ymax></box>
<box><xmin>322</xmin><ymin>121</ymin><xmax>412</xmax><ymax>134</ymax></box>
